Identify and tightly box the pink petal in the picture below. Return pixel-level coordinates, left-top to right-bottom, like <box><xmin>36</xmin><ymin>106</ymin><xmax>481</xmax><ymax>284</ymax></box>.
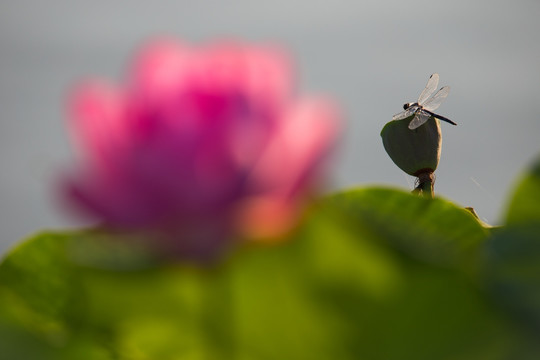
<box><xmin>237</xmin><ymin>98</ymin><xmax>340</xmax><ymax>239</ymax></box>
<box><xmin>67</xmin><ymin>81</ymin><xmax>128</xmax><ymax>173</ymax></box>
<box><xmin>199</xmin><ymin>41</ymin><xmax>293</xmax><ymax>107</ymax></box>
<box><xmin>129</xmin><ymin>39</ymin><xmax>194</xmax><ymax>103</ymax></box>
<box><xmin>250</xmin><ymin>97</ymin><xmax>341</xmax><ymax>198</ymax></box>
<box><xmin>130</xmin><ymin>39</ymin><xmax>292</xmax><ymax>110</ymax></box>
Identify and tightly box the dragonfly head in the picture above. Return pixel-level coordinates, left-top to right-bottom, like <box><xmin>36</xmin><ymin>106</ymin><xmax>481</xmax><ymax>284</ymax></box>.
<box><xmin>403</xmin><ymin>102</ymin><xmax>417</xmax><ymax>110</ymax></box>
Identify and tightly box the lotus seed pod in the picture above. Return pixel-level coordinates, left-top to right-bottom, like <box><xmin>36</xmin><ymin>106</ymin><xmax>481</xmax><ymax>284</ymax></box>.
<box><xmin>380</xmin><ymin>116</ymin><xmax>441</xmax><ymax>176</ymax></box>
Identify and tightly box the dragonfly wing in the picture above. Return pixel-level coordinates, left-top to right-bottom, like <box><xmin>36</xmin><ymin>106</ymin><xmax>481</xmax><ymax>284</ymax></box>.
<box><xmin>408</xmin><ymin>111</ymin><xmax>431</xmax><ymax>130</ymax></box>
<box><xmin>392</xmin><ymin>106</ymin><xmax>417</xmax><ymax>120</ymax></box>
<box><xmin>422</xmin><ymin>86</ymin><xmax>450</xmax><ymax>111</ymax></box>
<box><xmin>417</xmin><ymin>73</ymin><xmax>439</xmax><ymax>105</ymax></box>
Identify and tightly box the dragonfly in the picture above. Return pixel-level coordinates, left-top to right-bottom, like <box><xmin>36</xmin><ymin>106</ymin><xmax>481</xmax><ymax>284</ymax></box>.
<box><xmin>392</xmin><ymin>73</ymin><xmax>457</xmax><ymax>130</ymax></box>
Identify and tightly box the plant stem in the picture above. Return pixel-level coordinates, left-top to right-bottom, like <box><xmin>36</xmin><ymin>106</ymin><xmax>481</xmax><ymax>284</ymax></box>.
<box><xmin>413</xmin><ymin>171</ymin><xmax>434</xmax><ymax>198</ymax></box>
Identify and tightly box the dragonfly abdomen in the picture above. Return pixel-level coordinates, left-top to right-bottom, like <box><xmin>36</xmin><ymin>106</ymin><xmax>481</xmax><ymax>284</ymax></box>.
<box><xmin>424</xmin><ymin>110</ymin><xmax>457</xmax><ymax>126</ymax></box>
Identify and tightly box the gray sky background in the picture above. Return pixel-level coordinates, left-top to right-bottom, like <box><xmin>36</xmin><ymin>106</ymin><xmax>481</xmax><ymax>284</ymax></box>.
<box><xmin>1</xmin><ymin>0</ymin><xmax>539</xmax><ymax>253</ymax></box>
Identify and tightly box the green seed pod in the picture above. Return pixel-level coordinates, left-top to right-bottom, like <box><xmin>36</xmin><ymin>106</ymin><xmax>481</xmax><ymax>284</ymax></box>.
<box><xmin>380</xmin><ymin>116</ymin><xmax>442</xmax><ymax>176</ymax></box>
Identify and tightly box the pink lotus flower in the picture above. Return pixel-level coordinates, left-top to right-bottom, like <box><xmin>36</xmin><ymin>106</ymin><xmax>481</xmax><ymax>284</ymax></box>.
<box><xmin>64</xmin><ymin>39</ymin><xmax>340</xmax><ymax>259</ymax></box>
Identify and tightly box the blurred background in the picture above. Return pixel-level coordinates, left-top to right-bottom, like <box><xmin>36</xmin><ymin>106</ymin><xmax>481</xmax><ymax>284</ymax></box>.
<box><xmin>1</xmin><ymin>0</ymin><xmax>539</xmax><ymax>254</ymax></box>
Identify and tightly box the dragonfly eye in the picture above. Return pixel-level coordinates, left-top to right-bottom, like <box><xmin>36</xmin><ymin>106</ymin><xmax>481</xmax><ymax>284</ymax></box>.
<box><xmin>403</xmin><ymin>103</ymin><xmax>410</xmax><ymax>110</ymax></box>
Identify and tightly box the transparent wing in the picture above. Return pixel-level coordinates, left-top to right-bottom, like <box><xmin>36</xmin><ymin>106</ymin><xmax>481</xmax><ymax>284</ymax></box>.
<box><xmin>408</xmin><ymin>111</ymin><xmax>431</xmax><ymax>130</ymax></box>
<box><xmin>392</xmin><ymin>106</ymin><xmax>417</xmax><ymax>120</ymax></box>
<box><xmin>422</xmin><ymin>86</ymin><xmax>450</xmax><ymax>111</ymax></box>
<box><xmin>417</xmin><ymin>73</ymin><xmax>439</xmax><ymax>105</ymax></box>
